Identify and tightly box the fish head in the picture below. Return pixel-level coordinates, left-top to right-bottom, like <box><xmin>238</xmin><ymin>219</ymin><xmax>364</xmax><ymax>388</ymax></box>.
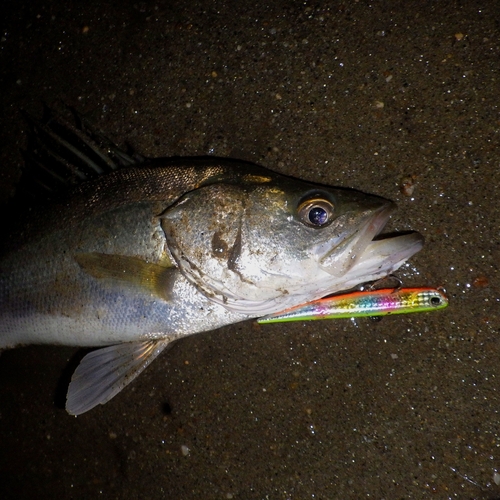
<box><xmin>161</xmin><ymin>169</ymin><xmax>424</xmax><ymax>316</ymax></box>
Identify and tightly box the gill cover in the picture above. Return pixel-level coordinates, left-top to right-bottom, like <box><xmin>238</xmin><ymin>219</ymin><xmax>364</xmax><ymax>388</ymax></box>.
<box><xmin>161</xmin><ymin>183</ymin><xmax>254</xmax><ymax>308</ymax></box>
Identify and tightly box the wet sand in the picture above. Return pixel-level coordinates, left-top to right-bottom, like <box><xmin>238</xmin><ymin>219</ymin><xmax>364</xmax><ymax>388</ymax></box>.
<box><xmin>1</xmin><ymin>1</ymin><xmax>499</xmax><ymax>498</ymax></box>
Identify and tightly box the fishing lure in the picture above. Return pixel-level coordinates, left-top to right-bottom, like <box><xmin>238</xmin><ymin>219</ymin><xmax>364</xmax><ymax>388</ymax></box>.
<box><xmin>257</xmin><ymin>287</ymin><xmax>448</xmax><ymax>324</ymax></box>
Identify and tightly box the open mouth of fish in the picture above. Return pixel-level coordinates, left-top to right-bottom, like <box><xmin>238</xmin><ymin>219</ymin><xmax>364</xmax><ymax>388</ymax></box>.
<box><xmin>319</xmin><ymin>203</ymin><xmax>424</xmax><ymax>283</ymax></box>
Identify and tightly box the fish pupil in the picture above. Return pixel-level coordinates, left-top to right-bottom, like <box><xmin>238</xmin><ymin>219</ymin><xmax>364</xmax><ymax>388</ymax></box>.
<box><xmin>308</xmin><ymin>206</ymin><xmax>328</xmax><ymax>226</ymax></box>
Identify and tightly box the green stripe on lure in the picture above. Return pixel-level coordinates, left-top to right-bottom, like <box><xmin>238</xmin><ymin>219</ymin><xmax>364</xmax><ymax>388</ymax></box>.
<box><xmin>257</xmin><ymin>287</ymin><xmax>448</xmax><ymax>324</ymax></box>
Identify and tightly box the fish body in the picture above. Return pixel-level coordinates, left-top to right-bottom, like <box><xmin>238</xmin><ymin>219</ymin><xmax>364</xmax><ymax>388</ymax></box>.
<box><xmin>258</xmin><ymin>287</ymin><xmax>448</xmax><ymax>323</ymax></box>
<box><xmin>0</xmin><ymin>112</ymin><xmax>425</xmax><ymax>414</ymax></box>
<box><xmin>1</xmin><ymin>161</ymin><xmax>255</xmax><ymax>348</ymax></box>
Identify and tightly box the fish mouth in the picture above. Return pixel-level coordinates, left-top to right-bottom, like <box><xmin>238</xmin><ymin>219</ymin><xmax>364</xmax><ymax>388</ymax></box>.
<box><xmin>319</xmin><ymin>203</ymin><xmax>424</xmax><ymax>284</ymax></box>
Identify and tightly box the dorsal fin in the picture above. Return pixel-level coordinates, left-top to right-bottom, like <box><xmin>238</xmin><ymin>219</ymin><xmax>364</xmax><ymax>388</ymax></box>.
<box><xmin>17</xmin><ymin>105</ymin><xmax>142</xmax><ymax>204</ymax></box>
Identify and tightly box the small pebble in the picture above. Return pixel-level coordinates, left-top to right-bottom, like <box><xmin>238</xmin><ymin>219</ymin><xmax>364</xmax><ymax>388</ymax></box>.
<box><xmin>472</xmin><ymin>276</ymin><xmax>489</xmax><ymax>288</ymax></box>
<box><xmin>400</xmin><ymin>175</ymin><xmax>417</xmax><ymax>197</ymax></box>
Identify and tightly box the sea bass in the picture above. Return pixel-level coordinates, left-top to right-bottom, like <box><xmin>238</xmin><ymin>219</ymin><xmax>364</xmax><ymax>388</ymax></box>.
<box><xmin>0</xmin><ymin>111</ymin><xmax>424</xmax><ymax>415</ymax></box>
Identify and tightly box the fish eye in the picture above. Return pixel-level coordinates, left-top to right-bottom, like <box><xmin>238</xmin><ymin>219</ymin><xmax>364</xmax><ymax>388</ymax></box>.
<box><xmin>298</xmin><ymin>198</ymin><xmax>334</xmax><ymax>228</ymax></box>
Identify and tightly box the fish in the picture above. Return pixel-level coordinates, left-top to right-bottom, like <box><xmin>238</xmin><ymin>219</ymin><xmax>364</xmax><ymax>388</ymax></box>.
<box><xmin>0</xmin><ymin>109</ymin><xmax>424</xmax><ymax>415</ymax></box>
<box><xmin>257</xmin><ymin>287</ymin><xmax>448</xmax><ymax>323</ymax></box>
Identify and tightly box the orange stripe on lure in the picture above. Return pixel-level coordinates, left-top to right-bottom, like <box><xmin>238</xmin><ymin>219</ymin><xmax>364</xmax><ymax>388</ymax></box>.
<box><xmin>258</xmin><ymin>287</ymin><xmax>448</xmax><ymax>324</ymax></box>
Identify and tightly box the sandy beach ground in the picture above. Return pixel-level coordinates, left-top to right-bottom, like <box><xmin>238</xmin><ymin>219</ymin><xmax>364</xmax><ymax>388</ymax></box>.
<box><xmin>0</xmin><ymin>1</ymin><xmax>499</xmax><ymax>498</ymax></box>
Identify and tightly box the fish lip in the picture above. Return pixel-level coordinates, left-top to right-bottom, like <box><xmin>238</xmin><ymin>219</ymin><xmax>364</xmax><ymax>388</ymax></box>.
<box><xmin>366</xmin><ymin>202</ymin><xmax>396</xmax><ymax>239</ymax></box>
<box><xmin>335</xmin><ymin>215</ymin><xmax>425</xmax><ymax>287</ymax></box>
<box><xmin>319</xmin><ymin>202</ymin><xmax>395</xmax><ymax>276</ymax></box>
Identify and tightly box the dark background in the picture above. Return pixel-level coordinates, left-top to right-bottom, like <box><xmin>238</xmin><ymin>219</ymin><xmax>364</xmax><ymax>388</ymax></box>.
<box><xmin>1</xmin><ymin>1</ymin><xmax>499</xmax><ymax>498</ymax></box>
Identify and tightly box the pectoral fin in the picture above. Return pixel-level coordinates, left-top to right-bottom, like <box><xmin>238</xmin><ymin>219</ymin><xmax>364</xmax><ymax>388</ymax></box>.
<box><xmin>75</xmin><ymin>252</ymin><xmax>175</xmax><ymax>301</ymax></box>
<box><xmin>66</xmin><ymin>339</ymin><xmax>175</xmax><ymax>416</ymax></box>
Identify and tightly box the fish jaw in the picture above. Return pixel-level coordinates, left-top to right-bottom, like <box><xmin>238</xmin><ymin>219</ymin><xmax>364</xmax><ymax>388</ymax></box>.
<box><xmin>257</xmin><ymin>232</ymin><xmax>425</xmax><ymax>316</ymax></box>
<box><xmin>339</xmin><ymin>231</ymin><xmax>425</xmax><ymax>288</ymax></box>
<box><xmin>316</xmin><ymin>202</ymin><xmax>424</xmax><ymax>283</ymax></box>
<box><xmin>315</xmin><ymin>203</ymin><xmax>396</xmax><ymax>276</ymax></box>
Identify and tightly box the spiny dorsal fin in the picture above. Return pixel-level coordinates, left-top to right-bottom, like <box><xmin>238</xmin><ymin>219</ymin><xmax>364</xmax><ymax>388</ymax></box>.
<box><xmin>18</xmin><ymin>106</ymin><xmax>140</xmax><ymax>204</ymax></box>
